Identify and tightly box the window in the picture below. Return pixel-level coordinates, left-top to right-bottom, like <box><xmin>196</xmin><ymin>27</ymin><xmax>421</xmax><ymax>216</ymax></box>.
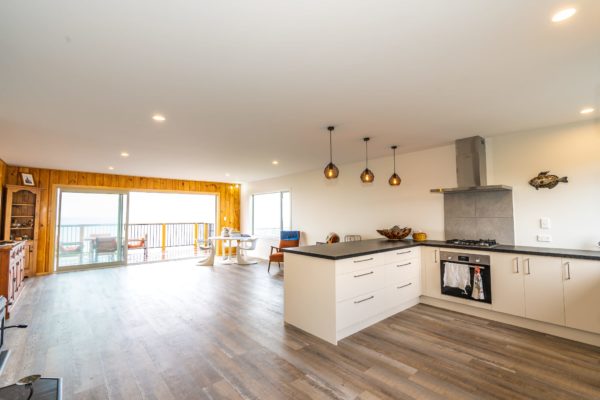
<box><xmin>252</xmin><ymin>191</ymin><xmax>291</xmax><ymax>237</ymax></box>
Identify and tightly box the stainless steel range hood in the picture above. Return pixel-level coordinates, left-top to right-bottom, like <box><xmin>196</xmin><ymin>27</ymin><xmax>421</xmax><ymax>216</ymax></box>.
<box><xmin>431</xmin><ymin>136</ymin><xmax>512</xmax><ymax>193</ymax></box>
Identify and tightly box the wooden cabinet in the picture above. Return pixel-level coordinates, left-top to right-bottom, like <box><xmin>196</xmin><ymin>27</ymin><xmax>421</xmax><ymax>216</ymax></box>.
<box><xmin>0</xmin><ymin>241</ymin><xmax>27</xmax><ymax>318</ymax></box>
<box><xmin>421</xmin><ymin>247</ymin><xmax>441</xmax><ymax>298</ymax></box>
<box><xmin>3</xmin><ymin>185</ymin><xmax>40</xmax><ymax>277</ymax></box>
<box><xmin>490</xmin><ymin>253</ymin><xmax>525</xmax><ymax>317</ymax></box>
<box><xmin>563</xmin><ymin>258</ymin><xmax>600</xmax><ymax>334</ymax></box>
<box><xmin>522</xmin><ymin>255</ymin><xmax>565</xmax><ymax>326</ymax></box>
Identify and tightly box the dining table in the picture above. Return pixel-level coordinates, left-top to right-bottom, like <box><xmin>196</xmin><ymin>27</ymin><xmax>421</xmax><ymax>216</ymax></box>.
<box><xmin>196</xmin><ymin>235</ymin><xmax>256</xmax><ymax>266</ymax></box>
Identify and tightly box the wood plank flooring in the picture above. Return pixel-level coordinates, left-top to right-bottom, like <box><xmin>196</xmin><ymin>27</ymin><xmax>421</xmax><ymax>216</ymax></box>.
<box><xmin>1</xmin><ymin>260</ymin><xmax>599</xmax><ymax>399</ymax></box>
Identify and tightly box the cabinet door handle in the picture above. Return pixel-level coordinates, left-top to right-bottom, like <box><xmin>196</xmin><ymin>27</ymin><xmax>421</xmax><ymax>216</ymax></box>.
<box><xmin>397</xmin><ymin>283</ymin><xmax>412</xmax><ymax>289</ymax></box>
<box><xmin>524</xmin><ymin>258</ymin><xmax>531</xmax><ymax>275</ymax></box>
<box><xmin>354</xmin><ymin>295</ymin><xmax>374</xmax><ymax>304</ymax></box>
<box><xmin>396</xmin><ymin>262</ymin><xmax>411</xmax><ymax>267</ymax></box>
<box><xmin>396</xmin><ymin>251</ymin><xmax>411</xmax><ymax>255</ymax></box>
<box><xmin>565</xmin><ymin>262</ymin><xmax>571</xmax><ymax>280</ymax></box>
<box><xmin>434</xmin><ymin>250</ymin><xmax>438</xmax><ymax>263</ymax></box>
<box><xmin>353</xmin><ymin>257</ymin><xmax>374</xmax><ymax>263</ymax></box>
<box><xmin>514</xmin><ymin>257</ymin><xmax>519</xmax><ymax>274</ymax></box>
<box><xmin>353</xmin><ymin>271</ymin><xmax>374</xmax><ymax>278</ymax></box>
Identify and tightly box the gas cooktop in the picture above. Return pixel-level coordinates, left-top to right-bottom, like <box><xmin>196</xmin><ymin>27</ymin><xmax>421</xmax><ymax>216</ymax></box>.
<box><xmin>445</xmin><ymin>239</ymin><xmax>498</xmax><ymax>248</ymax></box>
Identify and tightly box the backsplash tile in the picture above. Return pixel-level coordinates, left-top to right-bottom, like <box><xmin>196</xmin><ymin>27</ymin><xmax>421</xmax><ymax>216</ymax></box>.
<box><xmin>444</xmin><ymin>191</ymin><xmax>515</xmax><ymax>244</ymax></box>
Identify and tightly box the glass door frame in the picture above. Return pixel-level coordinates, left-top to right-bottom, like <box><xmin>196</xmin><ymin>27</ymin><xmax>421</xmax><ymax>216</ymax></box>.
<box><xmin>54</xmin><ymin>187</ymin><xmax>130</xmax><ymax>272</ymax></box>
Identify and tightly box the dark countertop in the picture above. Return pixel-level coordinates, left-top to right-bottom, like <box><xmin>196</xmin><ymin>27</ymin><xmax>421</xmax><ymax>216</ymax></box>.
<box><xmin>282</xmin><ymin>238</ymin><xmax>600</xmax><ymax>261</ymax></box>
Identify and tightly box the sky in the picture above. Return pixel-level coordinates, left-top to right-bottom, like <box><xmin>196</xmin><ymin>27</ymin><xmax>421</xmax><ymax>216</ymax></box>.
<box><xmin>59</xmin><ymin>191</ymin><xmax>217</xmax><ymax>225</ymax></box>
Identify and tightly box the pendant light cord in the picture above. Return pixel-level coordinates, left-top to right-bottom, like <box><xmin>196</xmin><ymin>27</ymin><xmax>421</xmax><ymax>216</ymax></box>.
<box><xmin>330</xmin><ymin>131</ymin><xmax>333</xmax><ymax>163</ymax></box>
<box><xmin>393</xmin><ymin>147</ymin><xmax>396</xmax><ymax>172</ymax></box>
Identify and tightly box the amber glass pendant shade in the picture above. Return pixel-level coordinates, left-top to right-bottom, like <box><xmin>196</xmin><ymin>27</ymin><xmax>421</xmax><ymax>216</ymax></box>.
<box><xmin>360</xmin><ymin>137</ymin><xmax>374</xmax><ymax>183</ymax></box>
<box><xmin>388</xmin><ymin>172</ymin><xmax>401</xmax><ymax>186</ymax></box>
<box><xmin>324</xmin><ymin>162</ymin><xmax>339</xmax><ymax>179</ymax></box>
<box><xmin>361</xmin><ymin>168</ymin><xmax>375</xmax><ymax>183</ymax></box>
<box><xmin>324</xmin><ymin>126</ymin><xmax>339</xmax><ymax>179</ymax></box>
<box><xmin>388</xmin><ymin>145</ymin><xmax>401</xmax><ymax>186</ymax></box>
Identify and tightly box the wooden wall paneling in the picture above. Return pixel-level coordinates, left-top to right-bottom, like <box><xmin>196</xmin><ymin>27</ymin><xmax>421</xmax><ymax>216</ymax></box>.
<box><xmin>4</xmin><ymin>165</ymin><xmax>240</xmax><ymax>274</ymax></box>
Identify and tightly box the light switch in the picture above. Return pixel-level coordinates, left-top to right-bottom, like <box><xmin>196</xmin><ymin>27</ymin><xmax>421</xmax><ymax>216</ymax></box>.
<box><xmin>540</xmin><ymin>217</ymin><xmax>551</xmax><ymax>230</ymax></box>
<box><xmin>537</xmin><ymin>234</ymin><xmax>552</xmax><ymax>242</ymax></box>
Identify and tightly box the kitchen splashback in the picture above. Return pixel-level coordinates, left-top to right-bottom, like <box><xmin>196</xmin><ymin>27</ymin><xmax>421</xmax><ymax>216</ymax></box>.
<box><xmin>444</xmin><ymin>190</ymin><xmax>515</xmax><ymax>245</ymax></box>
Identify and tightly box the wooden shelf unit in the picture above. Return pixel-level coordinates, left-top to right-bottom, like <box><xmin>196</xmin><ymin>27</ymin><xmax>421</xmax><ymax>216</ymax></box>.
<box><xmin>3</xmin><ymin>185</ymin><xmax>40</xmax><ymax>277</ymax></box>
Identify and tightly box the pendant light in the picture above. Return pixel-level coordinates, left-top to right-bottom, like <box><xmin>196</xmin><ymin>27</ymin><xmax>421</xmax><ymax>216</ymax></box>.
<box><xmin>388</xmin><ymin>145</ymin><xmax>402</xmax><ymax>186</ymax></box>
<box><xmin>324</xmin><ymin>126</ymin><xmax>339</xmax><ymax>179</ymax></box>
<box><xmin>360</xmin><ymin>137</ymin><xmax>375</xmax><ymax>183</ymax></box>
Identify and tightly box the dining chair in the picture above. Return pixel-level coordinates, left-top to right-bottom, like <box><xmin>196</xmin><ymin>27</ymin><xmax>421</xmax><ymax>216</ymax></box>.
<box><xmin>268</xmin><ymin>231</ymin><xmax>300</xmax><ymax>272</ymax></box>
<box><xmin>236</xmin><ymin>237</ymin><xmax>258</xmax><ymax>265</ymax></box>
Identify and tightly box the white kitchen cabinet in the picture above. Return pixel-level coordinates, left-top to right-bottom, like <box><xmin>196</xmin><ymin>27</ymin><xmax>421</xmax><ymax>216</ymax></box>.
<box><xmin>563</xmin><ymin>258</ymin><xmax>600</xmax><ymax>334</ymax></box>
<box><xmin>421</xmin><ymin>247</ymin><xmax>441</xmax><ymax>298</ymax></box>
<box><xmin>490</xmin><ymin>253</ymin><xmax>525</xmax><ymax>317</ymax></box>
<box><xmin>522</xmin><ymin>255</ymin><xmax>565</xmax><ymax>326</ymax></box>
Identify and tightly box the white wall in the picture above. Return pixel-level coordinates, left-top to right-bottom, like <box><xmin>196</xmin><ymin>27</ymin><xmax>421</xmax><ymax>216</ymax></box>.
<box><xmin>241</xmin><ymin>145</ymin><xmax>457</xmax><ymax>259</ymax></box>
<box><xmin>489</xmin><ymin>120</ymin><xmax>600</xmax><ymax>250</ymax></box>
<box><xmin>242</xmin><ymin>119</ymin><xmax>600</xmax><ymax>257</ymax></box>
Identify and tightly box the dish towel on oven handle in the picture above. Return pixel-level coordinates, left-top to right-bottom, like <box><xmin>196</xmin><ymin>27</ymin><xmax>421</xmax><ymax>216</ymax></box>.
<box><xmin>471</xmin><ymin>267</ymin><xmax>485</xmax><ymax>300</ymax></box>
<box><xmin>443</xmin><ymin>262</ymin><xmax>471</xmax><ymax>294</ymax></box>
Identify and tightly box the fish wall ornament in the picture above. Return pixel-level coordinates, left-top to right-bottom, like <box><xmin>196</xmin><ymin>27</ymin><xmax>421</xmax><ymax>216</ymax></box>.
<box><xmin>528</xmin><ymin>171</ymin><xmax>568</xmax><ymax>190</ymax></box>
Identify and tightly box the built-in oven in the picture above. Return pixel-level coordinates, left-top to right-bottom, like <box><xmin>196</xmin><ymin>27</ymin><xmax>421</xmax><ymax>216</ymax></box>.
<box><xmin>439</xmin><ymin>251</ymin><xmax>492</xmax><ymax>304</ymax></box>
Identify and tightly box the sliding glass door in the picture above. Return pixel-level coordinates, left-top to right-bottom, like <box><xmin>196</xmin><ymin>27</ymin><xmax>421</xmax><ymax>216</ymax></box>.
<box><xmin>55</xmin><ymin>189</ymin><xmax>128</xmax><ymax>270</ymax></box>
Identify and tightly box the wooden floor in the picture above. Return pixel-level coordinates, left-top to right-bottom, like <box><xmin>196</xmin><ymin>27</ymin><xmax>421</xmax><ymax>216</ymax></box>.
<box><xmin>2</xmin><ymin>260</ymin><xmax>599</xmax><ymax>399</ymax></box>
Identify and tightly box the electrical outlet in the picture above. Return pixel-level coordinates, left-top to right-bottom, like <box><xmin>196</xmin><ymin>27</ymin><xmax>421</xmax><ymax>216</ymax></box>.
<box><xmin>537</xmin><ymin>234</ymin><xmax>552</xmax><ymax>242</ymax></box>
<box><xmin>540</xmin><ymin>218</ymin><xmax>551</xmax><ymax>229</ymax></box>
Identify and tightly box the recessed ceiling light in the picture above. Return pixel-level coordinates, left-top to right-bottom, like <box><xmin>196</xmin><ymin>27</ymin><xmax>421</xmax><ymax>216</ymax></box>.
<box><xmin>152</xmin><ymin>114</ymin><xmax>166</xmax><ymax>122</ymax></box>
<box><xmin>120</xmin><ymin>151</ymin><xmax>129</xmax><ymax>157</ymax></box>
<box><xmin>272</xmin><ymin>160</ymin><xmax>279</xmax><ymax>165</ymax></box>
<box><xmin>552</xmin><ymin>8</ymin><xmax>576</xmax><ymax>22</ymax></box>
<box><xmin>580</xmin><ymin>107</ymin><xmax>595</xmax><ymax>114</ymax></box>
<box><xmin>108</xmin><ymin>166</ymin><xmax>115</xmax><ymax>170</ymax></box>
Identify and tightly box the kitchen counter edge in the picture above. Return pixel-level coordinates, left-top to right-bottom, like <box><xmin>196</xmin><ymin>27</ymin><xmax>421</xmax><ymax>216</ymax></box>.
<box><xmin>282</xmin><ymin>239</ymin><xmax>600</xmax><ymax>261</ymax></box>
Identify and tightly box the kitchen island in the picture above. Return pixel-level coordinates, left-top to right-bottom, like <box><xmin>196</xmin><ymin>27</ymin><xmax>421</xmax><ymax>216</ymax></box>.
<box><xmin>283</xmin><ymin>239</ymin><xmax>600</xmax><ymax>346</ymax></box>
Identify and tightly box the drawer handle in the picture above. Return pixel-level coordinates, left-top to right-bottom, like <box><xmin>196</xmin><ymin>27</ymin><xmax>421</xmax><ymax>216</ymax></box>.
<box><xmin>397</xmin><ymin>283</ymin><xmax>412</xmax><ymax>289</ymax></box>
<box><xmin>354</xmin><ymin>295</ymin><xmax>374</xmax><ymax>304</ymax></box>
<box><xmin>353</xmin><ymin>257</ymin><xmax>374</xmax><ymax>263</ymax></box>
<box><xmin>396</xmin><ymin>262</ymin><xmax>411</xmax><ymax>267</ymax></box>
<box><xmin>353</xmin><ymin>271</ymin><xmax>374</xmax><ymax>278</ymax></box>
<box><xmin>396</xmin><ymin>251</ymin><xmax>411</xmax><ymax>255</ymax></box>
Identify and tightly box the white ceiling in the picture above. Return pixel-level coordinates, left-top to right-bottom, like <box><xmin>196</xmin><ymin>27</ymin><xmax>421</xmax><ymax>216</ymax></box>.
<box><xmin>1</xmin><ymin>1</ymin><xmax>599</xmax><ymax>183</ymax></box>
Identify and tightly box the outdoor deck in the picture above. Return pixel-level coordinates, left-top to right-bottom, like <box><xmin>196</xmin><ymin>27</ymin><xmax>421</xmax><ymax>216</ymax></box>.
<box><xmin>57</xmin><ymin>222</ymin><xmax>215</xmax><ymax>268</ymax></box>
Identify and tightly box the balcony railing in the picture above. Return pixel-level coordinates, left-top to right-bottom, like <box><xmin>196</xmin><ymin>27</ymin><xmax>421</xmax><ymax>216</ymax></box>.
<box><xmin>57</xmin><ymin>222</ymin><xmax>215</xmax><ymax>266</ymax></box>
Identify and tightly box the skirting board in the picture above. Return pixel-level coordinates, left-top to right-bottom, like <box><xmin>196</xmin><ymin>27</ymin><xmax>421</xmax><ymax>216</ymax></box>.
<box><xmin>420</xmin><ymin>296</ymin><xmax>600</xmax><ymax>347</ymax></box>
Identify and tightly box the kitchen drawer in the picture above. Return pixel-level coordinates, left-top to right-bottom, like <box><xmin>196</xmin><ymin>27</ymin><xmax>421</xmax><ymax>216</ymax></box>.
<box><xmin>384</xmin><ymin>259</ymin><xmax>420</xmax><ymax>285</ymax></box>
<box><xmin>336</xmin><ymin>265</ymin><xmax>386</xmax><ymax>302</ymax></box>
<box><xmin>335</xmin><ymin>253</ymin><xmax>384</xmax><ymax>275</ymax></box>
<box><xmin>386</xmin><ymin>279</ymin><xmax>421</xmax><ymax>306</ymax></box>
<box><xmin>337</xmin><ymin>289</ymin><xmax>386</xmax><ymax>330</ymax></box>
<box><xmin>383</xmin><ymin>247</ymin><xmax>420</xmax><ymax>265</ymax></box>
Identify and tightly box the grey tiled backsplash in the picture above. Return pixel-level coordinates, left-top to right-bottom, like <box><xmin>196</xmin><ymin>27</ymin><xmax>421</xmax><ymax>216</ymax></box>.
<box><xmin>444</xmin><ymin>191</ymin><xmax>515</xmax><ymax>244</ymax></box>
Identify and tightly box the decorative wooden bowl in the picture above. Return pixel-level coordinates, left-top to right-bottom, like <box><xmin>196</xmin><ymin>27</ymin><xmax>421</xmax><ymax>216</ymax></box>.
<box><xmin>376</xmin><ymin>226</ymin><xmax>412</xmax><ymax>241</ymax></box>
